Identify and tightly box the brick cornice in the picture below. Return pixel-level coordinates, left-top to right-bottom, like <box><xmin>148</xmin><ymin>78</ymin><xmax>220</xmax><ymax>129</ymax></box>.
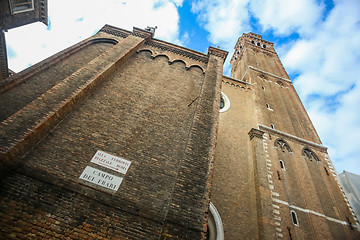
<box><xmin>132</xmin><ymin>27</ymin><xmax>153</xmax><ymax>40</ymax></box>
<box><xmin>248</xmin><ymin>128</ymin><xmax>265</xmax><ymax>140</ymax></box>
<box><xmin>98</xmin><ymin>24</ymin><xmax>131</xmax><ymax>38</ymax></box>
<box><xmin>146</xmin><ymin>40</ymin><xmax>209</xmax><ymax>63</ymax></box>
<box><xmin>207</xmin><ymin>46</ymin><xmax>228</xmax><ymax>62</ymax></box>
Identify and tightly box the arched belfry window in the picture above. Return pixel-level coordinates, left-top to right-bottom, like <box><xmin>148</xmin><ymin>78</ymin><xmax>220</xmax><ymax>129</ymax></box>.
<box><xmin>219</xmin><ymin>92</ymin><xmax>230</xmax><ymax>113</ymax></box>
<box><xmin>302</xmin><ymin>147</ymin><xmax>320</xmax><ymax>163</ymax></box>
<box><xmin>274</xmin><ymin>139</ymin><xmax>292</xmax><ymax>153</ymax></box>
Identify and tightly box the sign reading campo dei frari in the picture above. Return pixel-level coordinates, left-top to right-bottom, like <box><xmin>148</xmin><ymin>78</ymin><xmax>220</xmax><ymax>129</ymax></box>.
<box><xmin>79</xmin><ymin>150</ymin><xmax>131</xmax><ymax>191</ymax></box>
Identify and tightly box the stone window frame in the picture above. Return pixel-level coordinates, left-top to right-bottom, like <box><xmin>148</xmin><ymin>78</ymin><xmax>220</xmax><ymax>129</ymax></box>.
<box><xmin>274</xmin><ymin>138</ymin><xmax>293</xmax><ymax>153</ymax></box>
<box><xmin>302</xmin><ymin>147</ymin><xmax>321</xmax><ymax>164</ymax></box>
<box><xmin>219</xmin><ymin>92</ymin><xmax>230</xmax><ymax>113</ymax></box>
<box><xmin>207</xmin><ymin>202</ymin><xmax>224</xmax><ymax>240</ymax></box>
<box><xmin>9</xmin><ymin>0</ymin><xmax>34</xmax><ymax>14</ymax></box>
<box><xmin>290</xmin><ymin>210</ymin><xmax>299</xmax><ymax>226</ymax></box>
<box><xmin>279</xmin><ymin>160</ymin><xmax>285</xmax><ymax>171</ymax></box>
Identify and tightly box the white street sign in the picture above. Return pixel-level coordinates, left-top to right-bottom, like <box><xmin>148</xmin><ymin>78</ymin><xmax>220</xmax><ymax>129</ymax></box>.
<box><xmin>79</xmin><ymin>166</ymin><xmax>123</xmax><ymax>191</ymax></box>
<box><xmin>90</xmin><ymin>150</ymin><xmax>131</xmax><ymax>174</ymax></box>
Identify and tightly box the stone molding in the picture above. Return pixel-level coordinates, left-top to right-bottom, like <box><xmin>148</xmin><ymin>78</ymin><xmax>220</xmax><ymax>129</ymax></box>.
<box><xmin>248</xmin><ymin>128</ymin><xmax>265</xmax><ymax>140</ymax></box>
<box><xmin>99</xmin><ymin>24</ymin><xmax>130</xmax><ymax>38</ymax></box>
<box><xmin>258</xmin><ymin>124</ymin><xmax>327</xmax><ymax>151</ymax></box>
<box><xmin>207</xmin><ymin>46</ymin><xmax>228</xmax><ymax>62</ymax></box>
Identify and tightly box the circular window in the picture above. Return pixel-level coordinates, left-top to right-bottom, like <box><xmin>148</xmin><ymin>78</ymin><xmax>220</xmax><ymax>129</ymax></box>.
<box><xmin>220</xmin><ymin>92</ymin><xmax>230</xmax><ymax>113</ymax></box>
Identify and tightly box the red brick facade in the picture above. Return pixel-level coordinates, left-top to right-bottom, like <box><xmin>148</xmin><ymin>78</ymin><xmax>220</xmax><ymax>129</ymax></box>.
<box><xmin>0</xmin><ymin>26</ymin><xmax>359</xmax><ymax>239</ymax></box>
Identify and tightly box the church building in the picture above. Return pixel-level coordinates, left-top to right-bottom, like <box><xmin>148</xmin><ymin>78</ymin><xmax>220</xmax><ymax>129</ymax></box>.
<box><xmin>0</xmin><ymin>25</ymin><xmax>359</xmax><ymax>239</ymax></box>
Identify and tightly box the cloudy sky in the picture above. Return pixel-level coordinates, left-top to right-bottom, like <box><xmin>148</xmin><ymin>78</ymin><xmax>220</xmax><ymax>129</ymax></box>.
<box><xmin>5</xmin><ymin>0</ymin><xmax>360</xmax><ymax>175</ymax></box>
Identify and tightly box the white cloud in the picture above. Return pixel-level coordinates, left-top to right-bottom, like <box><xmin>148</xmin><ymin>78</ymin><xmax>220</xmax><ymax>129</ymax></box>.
<box><xmin>250</xmin><ymin>0</ymin><xmax>324</xmax><ymax>36</ymax></box>
<box><xmin>191</xmin><ymin>0</ymin><xmax>252</xmax><ymax>76</ymax></box>
<box><xmin>192</xmin><ymin>0</ymin><xmax>251</xmax><ymax>48</ymax></box>
<box><xmin>6</xmin><ymin>0</ymin><xmax>182</xmax><ymax>72</ymax></box>
<box><xmin>282</xmin><ymin>0</ymin><xmax>360</xmax><ymax>174</ymax></box>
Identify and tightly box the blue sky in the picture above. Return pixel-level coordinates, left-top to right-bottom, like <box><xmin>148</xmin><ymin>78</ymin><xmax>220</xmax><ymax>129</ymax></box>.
<box><xmin>5</xmin><ymin>0</ymin><xmax>360</xmax><ymax>175</ymax></box>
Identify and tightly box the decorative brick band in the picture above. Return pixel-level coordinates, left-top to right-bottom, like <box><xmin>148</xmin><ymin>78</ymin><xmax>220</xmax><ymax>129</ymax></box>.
<box><xmin>146</xmin><ymin>41</ymin><xmax>209</xmax><ymax>63</ymax></box>
<box><xmin>207</xmin><ymin>46</ymin><xmax>228</xmax><ymax>62</ymax></box>
<box><xmin>99</xmin><ymin>24</ymin><xmax>131</xmax><ymax>38</ymax></box>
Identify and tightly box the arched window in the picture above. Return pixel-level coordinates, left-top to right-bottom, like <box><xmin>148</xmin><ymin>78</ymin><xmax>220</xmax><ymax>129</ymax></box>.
<box><xmin>207</xmin><ymin>202</ymin><xmax>224</xmax><ymax>240</ymax></box>
<box><xmin>302</xmin><ymin>147</ymin><xmax>320</xmax><ymax>163</ymax></box>
<box><xmin>274</xmin><ymin>139</ymin><xmax>292</xmax><ymax>153</ymax></box>
<box><xmin>290</xmin><ymin>210</ymin><xmax>299</xmax><ymax>226</ymax></box>
<box><xmin>219</xmin><ymin>92</ymin><xmax>230</xmax><ymax>113</ymax></box>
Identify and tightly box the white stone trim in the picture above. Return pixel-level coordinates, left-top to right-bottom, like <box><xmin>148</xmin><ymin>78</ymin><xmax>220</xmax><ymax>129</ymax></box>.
<box><xmin>272</xmin><ymin>198</ymin><xmax>348</xmax><ymax>226</ymax></box>
<box><xmin>258</xmin><ymin>124</ymin><xmax>327</xmax><ymax>151</ymax></box>
<box><xmin>209</xmin><ymin>202</ymin><xmax>225</xmax><ymax>240</ymax></box>
<box><xmin>249</xmin><ymin>66</ymin><xmax>292</xmax><ymax>83</ymax></box>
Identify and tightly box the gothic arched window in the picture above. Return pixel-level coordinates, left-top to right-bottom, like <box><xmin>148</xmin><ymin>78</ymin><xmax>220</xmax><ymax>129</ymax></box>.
<box><xmin>274</xmin><ymin>139</ymin><xmax>292</xmax><ymax>153</ymax></box>
<box><xmin>302</xmin><ymin>147</ymin><xmax>320</xmax><ymax>163</ymax></box>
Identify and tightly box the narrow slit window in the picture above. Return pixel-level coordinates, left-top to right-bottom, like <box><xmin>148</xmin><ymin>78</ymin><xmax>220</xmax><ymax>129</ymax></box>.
<box><xmin>279</xmin><ymin>160</ymin><xmax>285</xmax><ymax>170</ymax></box>
<box><xmin>291</xmin><ymin>210</ymin><xmax>299</xmax><ymax>226</ymax></box>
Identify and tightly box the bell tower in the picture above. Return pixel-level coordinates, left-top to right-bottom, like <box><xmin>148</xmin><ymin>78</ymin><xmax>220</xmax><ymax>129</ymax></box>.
<box><xmin>210</xmin><ymin>33</ymin><xmax>360</xmax><ymax>239</ymax></box>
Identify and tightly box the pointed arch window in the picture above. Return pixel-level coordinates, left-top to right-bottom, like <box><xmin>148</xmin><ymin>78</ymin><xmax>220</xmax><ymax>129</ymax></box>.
<box><xmin>302</xmin><ymin>148</ymin><xmax>320</xmax><ymax>163</ymax></box>
<box><xmin>274</xmin><ymin>139</ymin><xmax>292</xmax><ymax>153</ymax></box>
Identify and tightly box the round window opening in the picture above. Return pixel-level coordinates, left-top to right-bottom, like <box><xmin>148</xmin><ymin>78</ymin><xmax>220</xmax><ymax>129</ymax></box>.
<box><xmin>220</xmin><ymin>92</ymin><xmax>230</xmax><ymax>113</ymax></box>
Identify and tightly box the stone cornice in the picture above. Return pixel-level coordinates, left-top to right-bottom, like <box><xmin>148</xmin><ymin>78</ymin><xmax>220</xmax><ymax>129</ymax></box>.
<box><xmin>258</xmin><ymin>124</ymin><xmax>327</xmax><ymax>151</ymax></box>
<box><xmin>207</xmin><ymin>46</ymin><xmax>228</xmax><ymax>62</ymax></box>
<box><xmin>248</xmin><ymin>128</ymin><xmax>265</xmax><ymax>140</ymax></box>
<box><xmin>146</xmin><ymin>40</ymin><xmax>208</xmax><ymax>63</ymax></box>
<box><xmin>132</xmin><ymin>27</ymin><xmax>153</xmax><ymax>39</ymax></box>
<box><xmin>249</xmin><ymin>66</ymin><xmax>292</xmax><ymax>83</ymax></box>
